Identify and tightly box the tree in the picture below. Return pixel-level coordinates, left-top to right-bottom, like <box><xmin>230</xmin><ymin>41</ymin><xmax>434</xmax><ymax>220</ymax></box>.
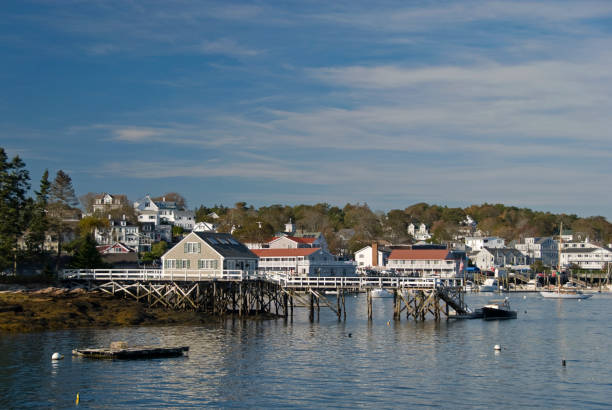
<box><xmin>69</xmin><ymin>234</ymin><xmax>105</xmax><ymax>268</ymax></box>
<box><xmin>48</xmin><ymin>170</ymin><xmax>79</xmax><ymax>270</ymax></box>
<box><xmin>141</xmin><ymin>241</ymin><xmax>167</xmax><ymax>265</ymax></box>
<box><xmin>78</xmin><ymin>215</ymin><xmax>109</xmax><ymax>237</ymax></box>
<box><xmin>25</xmin><ymin>170</ymin><xmax>50</xmax><ymax>254</ymax></box>
<box><xmin>79</xmin><ymin>192</ymin><xmax>97</xmax><ymax>214</ymax></box>
<box><xmin>0</xmin><ymin>148</ymin><xmax>30</xmax><ymax>271</ymax></box>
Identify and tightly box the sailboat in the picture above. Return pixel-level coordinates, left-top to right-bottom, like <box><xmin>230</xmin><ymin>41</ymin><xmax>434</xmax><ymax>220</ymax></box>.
<box><xmin>540</xmin><ymin>222</ymin><xmax>592</xmax><ymax>300</ymax></box>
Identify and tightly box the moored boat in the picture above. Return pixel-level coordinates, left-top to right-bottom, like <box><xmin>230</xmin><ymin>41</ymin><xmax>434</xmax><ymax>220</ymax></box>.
<box><xmin>371</xmin><ymin>288</ymin><xmax>394</xmax><ymax>298</ymax></box>
<box><xmin>479</xmin><ymin>278</ymin><xmax>499</xmax><ymax>292</ymax></box>
<box><xmin>482</xmin><ymin>298</ymin><xmax>517</xmax><ymax>320</ymax></box>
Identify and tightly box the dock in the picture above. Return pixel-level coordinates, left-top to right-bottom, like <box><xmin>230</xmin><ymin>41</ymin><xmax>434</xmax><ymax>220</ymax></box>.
<box><xmin>72</xmin><ymin>345</ymin><xmax>189</xmax><ymax>360</ymax></box>
<box><xmin>60</xmin><ymin>269</ymin><xmax>470</xmax><ymax>321</ymax></box>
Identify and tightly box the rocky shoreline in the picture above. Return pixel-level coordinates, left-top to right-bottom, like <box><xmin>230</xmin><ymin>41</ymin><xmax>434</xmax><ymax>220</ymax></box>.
<box><xmin>0</xmin><ymin>285</ymin><xmax>222</xmax><ymax>333</ymax></box>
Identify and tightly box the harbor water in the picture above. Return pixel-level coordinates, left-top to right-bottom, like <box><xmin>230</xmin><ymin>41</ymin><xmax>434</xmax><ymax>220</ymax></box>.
<box><xmin>2</xmin><ymin>292</ymin><xmax>612</xmax><ymax>408</ymax></box>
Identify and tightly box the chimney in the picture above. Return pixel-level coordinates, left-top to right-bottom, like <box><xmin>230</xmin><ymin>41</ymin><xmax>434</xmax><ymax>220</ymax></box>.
<box><xmin>372</xmin><ymin>242</ymin><xmax>378</xmax><ymax>267</ymax></box>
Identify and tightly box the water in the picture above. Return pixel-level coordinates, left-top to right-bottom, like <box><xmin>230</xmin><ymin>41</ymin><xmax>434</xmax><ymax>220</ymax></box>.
<box><xmin>2</xmin><ymin>293</ymin><xmax>612</xmax><ymax>409</ymax></box>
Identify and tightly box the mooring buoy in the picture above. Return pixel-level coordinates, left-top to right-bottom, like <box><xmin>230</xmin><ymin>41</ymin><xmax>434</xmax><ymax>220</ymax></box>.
<box><xmin>494</xmin><ymin>344</ymin><xmax>501</xmax><ymax>351</ymax></box>
<box><xmin>51</xmin><ymin>352</ymin><xmax>63</xmax><ymax>360</ymax></box>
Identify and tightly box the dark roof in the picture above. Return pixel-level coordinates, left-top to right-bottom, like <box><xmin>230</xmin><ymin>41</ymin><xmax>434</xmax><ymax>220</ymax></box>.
<box><xmin>561</xmin><ymin>247</ymin><xmax>600</xmax><ymax>254</ymax></box>
<box><xmin>193</xmin><ymin>232</ymin><xmax>257</xmax><ymax>259</ymax></box>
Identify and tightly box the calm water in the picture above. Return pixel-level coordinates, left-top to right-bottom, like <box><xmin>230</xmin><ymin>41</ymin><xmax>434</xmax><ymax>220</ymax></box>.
<box><xmin>2</xmin><ymin>292</ymin><xmax>612</xmax><ymax>409</ymax></box>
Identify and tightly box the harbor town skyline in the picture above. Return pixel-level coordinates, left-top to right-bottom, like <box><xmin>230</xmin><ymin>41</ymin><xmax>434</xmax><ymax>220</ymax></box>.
<box><xmin>2</xmin><ymin>1</ymin><xmax>612</xmax><ymax>219</ymax></box>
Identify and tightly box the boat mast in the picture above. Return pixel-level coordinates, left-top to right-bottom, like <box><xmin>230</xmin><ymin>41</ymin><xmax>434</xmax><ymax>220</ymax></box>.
<box><xmin>558</xmin><ymin>222</ymin><xmax>563</xmax><ymax>291</ymax></box>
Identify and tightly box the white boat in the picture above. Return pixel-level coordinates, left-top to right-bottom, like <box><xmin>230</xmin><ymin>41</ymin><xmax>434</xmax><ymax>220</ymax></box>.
<box><xmin>539</xmin><ymin>222</ymin><xmax>592</xmax><ymax>300</ymax></box>
<box><xmin>479</xmin><ymin>278</ymin><xmax>499</xmax><ymax>292</ymax></box>
<box><xmin>371</xmin><ymin>288</ymin><xmax>394</xmax><ymax>298</ymax></box>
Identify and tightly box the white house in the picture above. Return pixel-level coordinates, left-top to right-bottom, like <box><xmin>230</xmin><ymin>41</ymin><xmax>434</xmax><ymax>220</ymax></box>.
<box><xmin>514</xmin><ymin>237</ymin><xmax>558</xmax><ymax>266</ymax></box>
<box><xmin>193</xmin><ymin>221</ymin><xmax>217</xmax><ymax>232</ymax></box>
<box><xmin>465</xmin><ymin>236</ymin><xmax>505</xmax><ymax>252</ymax></box>
<box><xmin>134</xmin><ymin>195</ymin><xmax>195</xmax><ymax>230</ymax></box>
<box><xmin>252</xmin><ymin>248</ymin><xmax>355</xmax><ymax>276</ymax></box>
<box><xmin>560</xmin><ymin>241</ymin><xmax>612</xmax><ymax>270</ymax></box>
<box><xmin>408</xmin><ymin>223</ymin><xmax>432</xmax><ymax>241</ymax></box>
<box><xmin>94</xmin><ymin>215</ymin><xmax>147</xmax><ymax>251</ymax></box>
<box><xmin>387</xmin><ymin>249</ymin><xmax>460</xmax><ymax>278</ymax></box>
<box><xmin>354</xmin><ymin>243</ymin><xmax>390</xmax><ymax>270</ymax></box>
<box><xmin>472</xmin><ymin>247</ymin><xmax>528</xmax><ymax>271</ymax></box>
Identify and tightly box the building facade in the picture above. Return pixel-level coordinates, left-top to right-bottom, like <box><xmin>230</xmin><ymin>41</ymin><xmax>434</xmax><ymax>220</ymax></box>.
<box><xmin>387</xmin><ymin>249</ymin><xmax>460</xmax><ymax>278</ymax></box>
<box><xmin>252</xmin><ymin>248</ymin><xmax>355</xmax><ymax>276</ymax></box>
<box><xmin>514</xmin><ymin>237</ymin><xmax>558</xmax><ymax>266</ymax></box>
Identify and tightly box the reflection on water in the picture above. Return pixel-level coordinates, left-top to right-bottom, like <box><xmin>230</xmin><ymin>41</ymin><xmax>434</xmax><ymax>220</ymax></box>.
<box><xmin>2</xmin><ymin>293</ymin><xmax>612</xmax><ymax>408</ymax></box>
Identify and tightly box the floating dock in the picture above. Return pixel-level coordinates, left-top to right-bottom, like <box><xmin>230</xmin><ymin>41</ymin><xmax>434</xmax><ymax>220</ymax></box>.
<box><xmin>72</xmin><ymin>345</ymin><xmax>189</xmax><ymax>360</ymax></box>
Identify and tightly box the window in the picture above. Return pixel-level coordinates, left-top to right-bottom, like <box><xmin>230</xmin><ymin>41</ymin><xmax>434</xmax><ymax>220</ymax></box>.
<box><xmin>208</xmin><ymin>238</ymin><xmax>219</xmax><ymax>245</ymax></box>
<box><xmin>184</xmin><ymin>242</ymin><xmax>201</xmax><ymax>254</ymax></box>
<box><xmin>198</xmin><ymin>259</ymin><xmax>218</xmax><ymax>269</ymax></box>
<box><xmin>228</xmin><ymin>238</ymin><xmax>240</xmax><ymax>245</ymax></box>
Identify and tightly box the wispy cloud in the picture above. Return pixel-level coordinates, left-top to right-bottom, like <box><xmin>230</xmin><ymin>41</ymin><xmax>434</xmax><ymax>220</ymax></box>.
<box><xmin>198</xmin><ymin>38</ymin><xmax>261</xmax><ymax>57</ymax></box>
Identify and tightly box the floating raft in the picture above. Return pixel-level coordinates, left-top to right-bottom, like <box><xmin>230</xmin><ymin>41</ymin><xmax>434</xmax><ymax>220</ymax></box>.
<box><xmin>72</xmin><ymin>345</ymin><xmax>189</xmax><ymax>360</ymax></box>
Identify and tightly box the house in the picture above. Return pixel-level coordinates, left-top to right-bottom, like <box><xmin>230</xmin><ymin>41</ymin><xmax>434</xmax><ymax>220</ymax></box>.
<box><xmin>94</xmin><ymin>215</ymin><xmax>147</xmax><ymax>251</ymax></box>
<box><xmin>92</xmin><ymin>193</ymin><xmax>128</xmax><ymax>214</ymax></box>
<box><xmin>97</xmin><ymin>242</ymin><xmax>140</xmax><ymax>268</ymax></box>
<box><xmin>514</xmin><ymin>237</ymin><xmax>558</xmax><ymax>266</ymax></box>
<box><xmin>387</xmin><ymin>249</ymin><xmax>460</xmax><ymax>278</ymax></box>
<box><xmin>193</xmin><ymin>221</ymin><xmax>217</xmax><ymax>232</ymax></box>
<box><xmin>252</xmin><ymin>248</ymin><xmax>355</xmax><ymax>276</ymax></box>
<box><xmin>465</xmin><ymin>236</ymin><xmax>505</xmax><ymax>252</ymax></box>
<box><xmin>96</xmin><ymin>242</ymin><xmax>135</xmax><ymax>254</ymax></box>
<box><xmin>133</xmin><ymin>195</ymin><xmax>195</xmax><ymax>231</ymax></box>
<box><xmin>354</xmin><ymin>243</ymin><xmax>391</xmax><ymax>271</ymax></box>
<box><xmin>472</xmin><ymin>247</ymin><xmax>528</xmax><ymax>271</ymax></box>
<box><xmin>161</xmin><ymin>232</ymin><xmax>258</xmax><ymax>275</ymax></box>
<box><xmin>268</xmin><ymin>235</ymin><xmax>328</xmax><ymax>251</ymax></box>
<box><xmin>560</xmin><ymin>241</ymin><xmax>612</xmax><ymax>270</ymax></box>
<box><xmin>408</xmin><ymin>223</ymin><xmax>432</xmax><ymax>241</ymax></box>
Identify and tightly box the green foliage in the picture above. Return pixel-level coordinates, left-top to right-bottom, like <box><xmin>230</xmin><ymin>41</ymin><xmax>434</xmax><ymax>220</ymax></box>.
<box><xmin>78</xmin><ymin>216</ymin><xmax>109</xmax><ymax>237</ymax></box>
<box><xmin>141</xmin><ymin>241</ymin><xmax>168</xmax><ymax>264</ymax></box>
<box><xmin>69</xmin><ymin>234</ymin><xmax>106</xmax><ymax>269</ymax></box>
<box><xmin>172</xmin><ymin>225</ymin><xmax>184</xmax><ymax>238</ymax></box>
<box><xmin>0</xmin><ymin>148</ymin><xmax>30</xmax><ymax>271</ymax></box>
<box><xmin>48</xmin><ymin>170</ymin><xmax>79</xmax><ymax>269</ymax></box>
<box><xmin>26</xmin><ymin>169</ymin><xmax>50</xmax><ymax>254</ymax></box>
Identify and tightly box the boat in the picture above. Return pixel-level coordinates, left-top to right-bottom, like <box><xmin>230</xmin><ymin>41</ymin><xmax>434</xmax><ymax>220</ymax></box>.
<box><xmin>479</xmin><ymin>278</ymin><xmax>499</xmax><ymax>292</ymax></box>
<box><xmin>482</xmin><ymin>298</ymin><xmax>517</xmax><ymax>320</ymax></box>
<box><xmin>371</xmin><ymin>288</ymin><xmax>394</xmax><ymax>298</ymax></box>
<box><xmin>540</xmin><ymin>222</ymin><xmax>593</xmax><ymax>300</ymax></box>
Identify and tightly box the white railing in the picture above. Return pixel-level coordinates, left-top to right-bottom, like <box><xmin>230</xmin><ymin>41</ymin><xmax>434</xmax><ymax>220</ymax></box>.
<box><xmin>60</xmin><ymin>269</ymin><xmax>463</xmax><ymax>289</ymax></box>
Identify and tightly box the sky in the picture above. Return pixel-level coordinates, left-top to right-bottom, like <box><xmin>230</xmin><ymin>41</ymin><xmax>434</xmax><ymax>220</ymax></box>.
<box><xmin>2</xmin><ymin>0</ymin><xmax>612</xmax><ymax>219</ymax></box>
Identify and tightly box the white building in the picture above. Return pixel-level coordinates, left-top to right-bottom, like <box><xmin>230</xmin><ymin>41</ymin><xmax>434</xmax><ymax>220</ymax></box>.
<box><xmin>471</xmin><ymin>247</ymin><xmax>528</xmax><ymax>271</ymax></box>
<box><xmin>252</xmin><ymin>248</ymin><xmax>355</xmax><ymax>276</ymax></box>
<box><xmin>193</xmin><ymin>222</ymin><xmax>217</xmax><ymax>232</ymax></box>
<box><xmin>515</xmin><ymin>237</ymin><xmax>558</xmax><ymax>266</ymax></box>
<box><xmin>94</xmin><ymin>215</ymin><xmax>147</xmax><ymax>251</ymax></box>
<box><xmin>408</xmin><ymin>223</ymin><xmax>432</xmax><ymax>241</ymax></box>
<box><xmin>387</xmin><ymin>249</ymin><xmax>460</xmax><ymax>278</ymax></box>
<box><xmin>134</xmin><ymin>195</ymin><xmax>195</xmax><ymax>230</ymax></box>
<box><xmin>92</xmin><ymin>193</ymin><xmax>128</xmax><ymax>214</ymax></box>
<box><xmin>354</xmin><ymin>243</ymin><xmax>390</xmax><ymax>270</ymax></box>
<box><xmin>560</xmin><ymin>241</ymin><xmax>612</xmax><ymax>270</ymax></box>
<box><xmin>465</xmin><ymin>236</ymin><xmax>505</xmax><ymax>252</ymax></box>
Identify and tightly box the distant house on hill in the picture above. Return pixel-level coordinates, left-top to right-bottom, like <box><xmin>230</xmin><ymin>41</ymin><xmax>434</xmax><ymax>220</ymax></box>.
<box><xmin>92</xmin><ymin>193</ymin><xmax>128</xmax><ymax>214</ymax></box>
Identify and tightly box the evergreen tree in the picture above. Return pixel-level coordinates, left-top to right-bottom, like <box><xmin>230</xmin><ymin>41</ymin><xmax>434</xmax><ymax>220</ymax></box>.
<box><xmin>48</xmin><ymin>170</ymin><xmax>79</xmax><ymax>270</ymax></box>
<box><xmin>0</xmin><ymin>148</ymin><xmax>30</xmax><ymax>272</ymax></box>
<box><xmin>26</xmin><ymin>170</ymin><xmax>50</xmax><ymax>254</ymax></box>
<box><xmin>70</xmin><ymin>234</ymin><xmax>105</xmax><ymax>268</ymax></box>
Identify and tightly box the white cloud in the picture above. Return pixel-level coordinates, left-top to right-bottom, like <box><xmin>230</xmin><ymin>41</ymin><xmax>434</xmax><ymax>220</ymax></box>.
<box><xmin>198</xmin><ymin>38</ymin><xmax>261</xmax><ymax>57</ymax></box>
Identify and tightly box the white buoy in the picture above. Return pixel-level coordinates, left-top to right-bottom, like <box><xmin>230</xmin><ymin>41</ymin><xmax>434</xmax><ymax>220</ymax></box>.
<box><xmin>494</xmin><ymin>344</ymin><xmax>501</xmax><ymax>351</ymax></box>
<box><xmin>523</xmin><ymin>295</ymin><xmax>527</xmax><ymax>299</ymax></box>
<box><xmin>51</xmin><ymin>352</ymin><xmax>64</xmax><ymax>360</ymax></box>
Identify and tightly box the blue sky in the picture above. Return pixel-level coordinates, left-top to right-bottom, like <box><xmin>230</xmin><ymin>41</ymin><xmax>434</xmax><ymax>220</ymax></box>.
<box><xmin>2</xmin><ymin>1</ymin><xmax>612</xmax><ymax>218</ymax></box>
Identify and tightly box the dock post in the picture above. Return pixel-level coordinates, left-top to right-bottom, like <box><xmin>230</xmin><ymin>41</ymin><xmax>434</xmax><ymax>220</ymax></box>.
<box><xmin>316</xmin><ymin>293</ymin><xmax>320</xmax><ymax>320</ymax></box>
<box><xmin>309</xmin><ymin>292</ymin><xmax>315</xmax><ymax>322</ymax></box>
<box><xmin>283</xmin><ymin>292</ymin><xmax>288</xmax><ymax>318</ymax></box>
<box><xmin>342</xmin><ymin>291</ymin><xmax>346</xmax><ymax>321</ymax></box>
<box><xmin>290</xmin><ymin>293</ymin><xmax>294</xmax><ymax>318</ymax></box>
<box><xmin>367</xmin><ymin>289</ymin><xmax>372</xmax><ymax>320</ymax></box>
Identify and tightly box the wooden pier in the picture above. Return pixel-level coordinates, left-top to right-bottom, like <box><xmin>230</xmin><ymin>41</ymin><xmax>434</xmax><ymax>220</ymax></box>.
<box><xmin>61</xmin><ymin>269</ymin><xmax>468</xmax><ymax>321</ymax></box>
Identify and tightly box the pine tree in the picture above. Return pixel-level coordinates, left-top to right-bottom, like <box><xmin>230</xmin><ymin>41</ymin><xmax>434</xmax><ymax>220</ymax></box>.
<box><xmin>48</xmin><ymin>170</ymin><xmax>79</xmax><ymax>270</ymax></box>
<box><xmin>0</xmin><ymin>148</ymin><xmax>30</xmax><ymax>272</ymax></box>
<box><xmin>26</xmin><ymin>170</ymin><xmax>50</xmax><ymax>254</ymax></box>
<box><xmin>70</xmin><ymin>234</ymin><xmax>105</xmax><ymax>268</ymax></box>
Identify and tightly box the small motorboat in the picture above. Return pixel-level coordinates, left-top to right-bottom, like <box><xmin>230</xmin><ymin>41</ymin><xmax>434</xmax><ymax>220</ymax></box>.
<box><xmin>482</xmin><ymin>298</ymin><xmax>517</xmax><ymax>320</ymax></box>
<box><xmin>479</xmin><ymin>278</ymin><xmax>499</xmax><ymax>292</ymax></box>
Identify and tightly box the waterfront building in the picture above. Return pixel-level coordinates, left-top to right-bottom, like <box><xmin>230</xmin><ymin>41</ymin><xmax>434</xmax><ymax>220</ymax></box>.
<box><xmin>387</xmin><ymin>249</ymin><xmax>460</xmax><ymax>278</ymax></box>
<box><xmin>514</xmin><ymin>237</ymin><xmax>558</xmax><ymax>266</ymax></box>
<box><xmin>354</xmin><ymin>243</ymin><xmax>391</xmax><ymax>271</ymax></box>
<box><xmin>471</xmin><ymin>247</ymin><xmax>528</xmax><ymax>271</ymax></box>
<box><xmin>252</xmin><ymin>248</ymin><xmax>355</xmax><ymax>276</ymax></box>
<box><xmin>560</xmin><ymin>241</ymin><xmax>612</xmax><ymax>270</ymax></box>
<box><xmin>162</xmin><ymin>232</ymin><xmax>258</xmax><ymax>275</ymax></box>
